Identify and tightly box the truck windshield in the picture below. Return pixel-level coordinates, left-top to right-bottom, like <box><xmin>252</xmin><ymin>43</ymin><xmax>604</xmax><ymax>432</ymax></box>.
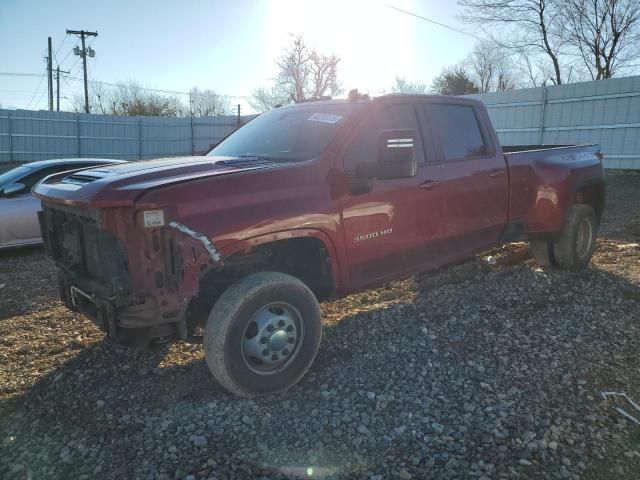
<box><xmin>208</xmin><ymin>104</ymin><xmax>361</xmax><ymax>161</ymax></box>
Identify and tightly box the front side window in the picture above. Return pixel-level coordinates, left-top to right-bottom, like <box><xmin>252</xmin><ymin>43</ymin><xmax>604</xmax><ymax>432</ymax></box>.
<box><xmin>21</xmin><ymin>164</ymin><xmax>90</xmax><ymax>190</ymax></box>
<box><xmin>344</xmin><ymin>103</ymin><xmax>424</xmax><ymax>174</ymax></box>
<box><xmin>0</xmin><ymin>166</ymin><xmax>30</xmax><ymax>189</ymax></box>
<box><xmin>208</xmin><ymin>104</ymin><xmax>363</xmax><ymax>162</ymax></box>
<box><xmin>428</xmin><ymin>104</ymin><xmax>487</xmax><ymax>161</ymax></box>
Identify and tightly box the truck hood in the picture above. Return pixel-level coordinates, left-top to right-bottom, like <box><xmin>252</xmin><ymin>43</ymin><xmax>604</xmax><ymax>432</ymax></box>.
<box><xmin>33</xmin><ymin>156</ymin><xmax>287</xmax><ymax>207</ymax></box>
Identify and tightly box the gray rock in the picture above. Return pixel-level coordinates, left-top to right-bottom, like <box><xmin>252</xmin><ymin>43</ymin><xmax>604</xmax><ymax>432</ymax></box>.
<box><xmin>193</xmin><ymin>436</ymin><xmax>207</xmax><ymax>448</ymax></box>
<box><xmin>398</xmin><ymin>469</ymin><xmax>412</xmax><ymax>480</ymax></box>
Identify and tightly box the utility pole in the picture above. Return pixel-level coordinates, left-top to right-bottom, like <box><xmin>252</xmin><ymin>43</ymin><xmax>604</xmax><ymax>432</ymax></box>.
<box><xmin>47</xmin><ymin>37</ymin><xmax>54</xmax><ymax>111</ymax></box>
<box><xmin>54</xmin><ymin>67</ymin><xmax>70</xmax><ymax>112</ymax></box>
<box><xmin>67</xmin><ymin>29</ymin><xmax>98</xmax><ymax>113</ymax></box>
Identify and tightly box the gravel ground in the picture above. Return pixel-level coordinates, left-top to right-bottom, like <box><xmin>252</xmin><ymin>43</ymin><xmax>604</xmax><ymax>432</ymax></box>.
<box><xmin>1</xmin><ymin>171</ymin><xmax>640</xmax><ymax>480</ymax></box>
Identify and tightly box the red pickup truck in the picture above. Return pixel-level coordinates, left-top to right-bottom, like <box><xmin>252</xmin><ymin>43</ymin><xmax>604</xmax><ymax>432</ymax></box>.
<box><xmin>35</xmin><ymin>93</ymin><xmax>604</xmax><ymax>397</ymax></box>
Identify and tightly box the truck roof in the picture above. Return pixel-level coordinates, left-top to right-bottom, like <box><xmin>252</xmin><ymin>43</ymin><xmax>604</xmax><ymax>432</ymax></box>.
<box><xmin>276</xmin><ymin>93</ymin><xmax>484</xmax><ymax>110</ymax></box>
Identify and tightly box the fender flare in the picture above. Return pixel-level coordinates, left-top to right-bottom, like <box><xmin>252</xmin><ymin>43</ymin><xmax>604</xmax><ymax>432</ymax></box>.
<box><xmin>567</xmin><ymin>176</ymin><xmax>606</xmax><ymax>224</ymax></box>
<box><xmin>217</xmin><ymin>228</ymin><xmax>346</xmax><ymax>293</ymax></box>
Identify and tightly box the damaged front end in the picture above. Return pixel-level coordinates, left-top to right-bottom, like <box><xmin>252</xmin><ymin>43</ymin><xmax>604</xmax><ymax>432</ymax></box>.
<box><xmin>39</xmin><ymin>203</ymin><xmax>221</xmax><ymax>343</ymax></box>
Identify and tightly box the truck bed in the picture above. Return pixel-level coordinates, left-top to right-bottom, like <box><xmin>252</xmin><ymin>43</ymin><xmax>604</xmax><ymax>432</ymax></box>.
<box><xmin>501</xmin><ymin>143</ymin><xmax>603</xmax><ymax>237</ymax></box>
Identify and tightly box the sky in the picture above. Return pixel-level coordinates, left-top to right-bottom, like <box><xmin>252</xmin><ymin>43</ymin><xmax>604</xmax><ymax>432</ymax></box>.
<box><xmin>0</xmin><ymin>0</ymin><xmax>478</xmax><ymax>114</ymax></box>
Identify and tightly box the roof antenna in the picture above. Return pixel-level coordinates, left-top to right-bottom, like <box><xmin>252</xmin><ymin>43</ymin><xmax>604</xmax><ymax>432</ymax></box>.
<box><xmin>348</xmin><ymin>89</ymin><xmax>370</xmax><ymax>101</ymax></box>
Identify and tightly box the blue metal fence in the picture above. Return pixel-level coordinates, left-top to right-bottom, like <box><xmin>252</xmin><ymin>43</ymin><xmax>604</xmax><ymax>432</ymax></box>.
<box><xmin>469</xmin><ymin>75</ymin><xmax>640</xmax><ymax>169</ymax></box>
<box><xmin>0</xmin><ymin>109</ymin><xmax>242</xmax><ymax>166</ymax></box>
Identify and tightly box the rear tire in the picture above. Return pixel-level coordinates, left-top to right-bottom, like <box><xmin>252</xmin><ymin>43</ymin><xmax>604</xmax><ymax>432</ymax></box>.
<box><xmin>204</xmin><ymin>271</ymin><xmax>322</xmax><ymax>397</ymax></box>
<box><xmin>552</xmin><ymin>204</ymin><xmax>598</xmax><ymax>271</ymax></box>
<box><xmin>530</xmin><ymin>239</ymin><xmax>555</xmax><ymax>267</ymax></box>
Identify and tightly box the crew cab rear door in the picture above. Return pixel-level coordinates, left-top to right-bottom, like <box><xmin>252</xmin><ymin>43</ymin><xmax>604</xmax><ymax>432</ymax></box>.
<box><xmin>422</xmin><ymin>101</ymin><xmax>508</xmax><ymax>259</ymax></box>
<box><xmin>340</xmin><ymin>102</ymin><xmax>443</xmax><ymax>290</ymax></box>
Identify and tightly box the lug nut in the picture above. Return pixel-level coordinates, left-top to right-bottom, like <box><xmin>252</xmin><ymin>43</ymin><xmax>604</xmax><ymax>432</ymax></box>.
<box><xmin>262</xmin><ymin>349</ymin><xmax>269</xmax><ymax>356</ymax></box>
<box><xmin>260</xmin><ymin>337</ymin><xmax>268</xmax><ymax>344</ymax></box>
<box><xmin>278</xmin><ymin>319</ymin><xmax>285</xmax><ymax>327</ymax></box>
<box><xmin>271</xmin><ymin>353</ymin><xmax>278</xmax><ymax>361</ymax></box>
<box><xmin>282</xmin><ymin>349</ymin><xmax>289</xmax><ymax>356</ymax></box>
<box><xmin>286</xmin><ymin>325</ymin><xmax>294</xmax><ymax>332</ymax></box>
<box><xmin>267</xmin><ymin>324</ymin><xmax>274</xmax><ymax>332</ymax></box>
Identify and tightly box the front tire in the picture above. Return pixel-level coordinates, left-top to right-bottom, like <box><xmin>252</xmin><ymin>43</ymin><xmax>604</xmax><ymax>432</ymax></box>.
<box><xmin>204</xmin><ymin>271</ymin><xmax>322</xmax><ymax>397</ymax></box>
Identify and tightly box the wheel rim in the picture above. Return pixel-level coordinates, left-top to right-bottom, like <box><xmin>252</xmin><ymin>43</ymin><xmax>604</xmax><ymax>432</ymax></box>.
<box><xmin>575</xmin><ymin>217</ymin><xmax>593</xmax><ymax>259</ymax></box>
<box><xmin>241</xmin><ymin>302</ymin><xmax>304</xmax><ymax>375</ymax></box>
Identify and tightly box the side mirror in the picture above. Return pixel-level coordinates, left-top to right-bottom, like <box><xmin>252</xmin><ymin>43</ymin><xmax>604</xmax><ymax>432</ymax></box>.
<box><xmin>356</xmin><ymin>129</ymin><xmax>418</xmax><ymax>180</ymax></box>
<box><xmin>2</xmin><ymin>182</ymin><xmax>26</xmax><ymax>197</ymax></box>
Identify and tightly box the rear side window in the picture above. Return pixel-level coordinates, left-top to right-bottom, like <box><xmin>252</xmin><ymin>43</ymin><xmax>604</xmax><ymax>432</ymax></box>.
<box><xmin>428</xmin><ymin>104</ymin><xmax>487</xmax><ymax>161</ymax></box>
<box><xmin>344</xmin><ymin>103</ymin><xmax>424</xmax><ymax>174</ymax></box>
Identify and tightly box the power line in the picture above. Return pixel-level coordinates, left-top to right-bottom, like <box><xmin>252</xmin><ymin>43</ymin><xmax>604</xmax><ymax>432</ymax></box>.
<box><xmin>52</xmin><ymin>33</ymin><xmax>69</xmax><ymax>62</ymax></box>
<box><xmin>384</xmin><ymin>3</ymin><xmax>484</xmax><ymax>41</ymax></box>
<box><xmin>55</xmin><ymin>66</ymin><xmax>71</xmax><ymax>111</ymax></box>
<box><xmin>0</xmin><ymin>72</ymin><xmax>44</xmax><ymax>77</ymax></box>
<box><xmin>63</xmin><ymin>75</ymin><xmax>190</xmax><ymax>95</ymax></box>
<box><xmin>0</xmin><ymin>72</ymin><xmax>250</xmax><ymax>98</ymax></box>
<box><xmin>33</xmin><ymin>80</ymin><xmax>49</xmax><ymax>110</ymax></box>
<box><xmin>67</xmin><ymin>56</ymin><xmax>82</xmax><ymax>75</ymax></box>
<box><xmin>26</xmin><ymin>71</ymin><xmax>47</xmax><ymax>109</ymax></box>
<box><xmin>57</xmin><ymin>41</ymin><xmax>76</xmax><ymax>68</ymax></box>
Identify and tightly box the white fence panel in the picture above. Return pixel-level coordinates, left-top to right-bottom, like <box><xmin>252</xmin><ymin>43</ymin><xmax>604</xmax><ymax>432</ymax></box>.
<box><xmin>0</xmin><ymin>109</ymin><xmax>242</xmax><ymax>167</ymax></box>
<box><xmin>469</xmin><ymin>75</ymin><xmax>640</xmax><ymax>169</ymax></box>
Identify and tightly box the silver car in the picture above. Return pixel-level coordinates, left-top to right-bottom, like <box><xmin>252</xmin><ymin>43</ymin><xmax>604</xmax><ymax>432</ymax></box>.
<box><xmin>0</xmin><ymin>158</ymin><xmax>126</xmax><ymax>250</ymax></box>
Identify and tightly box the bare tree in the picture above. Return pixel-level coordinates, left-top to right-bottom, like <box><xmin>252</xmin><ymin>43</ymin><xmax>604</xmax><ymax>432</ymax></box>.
<box><xmin>90</xmin><ymin>81</ymin><xmax>113</xmax><ymax>115</ymax></box>
<box><xmin>390</xmin><ymin>76</ymin><xmax>428</xmax><ymax>94</ymax></box>
<box><xmin>431</xmin><ymin>66</ymin><xmax>480</xmax><ymax>95</ymax></box>
<box><xmin>563</xmin><ymin>0</ymin><xmax>640</xmax><ymax>80</ymax></box>
<box><xmin>71</xmin><ymin>81</ymin><xmax>110</xmax><ymax>114</ymax></box>
<box><xmin>468</xmin><ymin>41</ymin><xmax>496</xmax><ymax>92</ymax></box>
<box><xmin>467</xmin><ymin>41</ymin><xmax>515</xmax><ymax>92</ymax></box>
<box><xmin>72</xmin><ymin>81</ymin><xmax>186</xmax><ymax>116</ymax></box>
<box><xmin>459</xmin><ymin>0</ymin><xmax>566</xmax><ymax>85</ymax></box>
<box><xmin>276</xmin><ymin>34</ymin><xmax>342</xmax><ymax>102</ymax></box>
<box><xmin>189</xmin><ymin>88</ymin><xmax>230</xmax><ymax>116</ymax></box>
<box><xmin>309</xmin><ymin>51</ymin><xmax>341</xmax><ymax>99</ymax></box>
<box><xmin>249</xmin><ymin>86</ymin><xmax>289</xmax><ymax>113</ymax></box>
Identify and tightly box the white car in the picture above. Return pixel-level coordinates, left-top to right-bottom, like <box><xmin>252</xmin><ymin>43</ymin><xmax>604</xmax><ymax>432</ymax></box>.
<box><xmin>0</xmin><ymin>158</ymin><xmax>126</xmax><ymax>250</ymax></box>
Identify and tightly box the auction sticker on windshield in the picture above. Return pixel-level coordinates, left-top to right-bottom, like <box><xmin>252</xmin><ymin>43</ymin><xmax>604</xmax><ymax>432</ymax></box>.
<box><xmin>308</xmin><ymin>113</ymin><xmax>343</xmax><ymax>124</ymax></box>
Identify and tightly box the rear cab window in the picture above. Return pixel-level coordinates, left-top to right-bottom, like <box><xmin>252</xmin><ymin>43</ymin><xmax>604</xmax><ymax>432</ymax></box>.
<box><xmin>426</xmin><ymin>103</ymin><xmax>489</xmax><ymax>162</ymax></box>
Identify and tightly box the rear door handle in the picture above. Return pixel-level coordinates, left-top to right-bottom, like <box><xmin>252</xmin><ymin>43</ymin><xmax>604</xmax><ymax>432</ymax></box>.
<box><xmin>419</xmin><ymin>180</ymin><xmax>440</xmax><ymax>190</ymax></box>
<box><xmin>489</xmin><ymin>169</ymin><xmax>505</xmax><ymax>178</ymax></box>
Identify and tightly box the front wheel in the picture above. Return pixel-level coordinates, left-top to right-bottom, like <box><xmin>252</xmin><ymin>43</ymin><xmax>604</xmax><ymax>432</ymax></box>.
<box><xmin>204</xmin><ymin>271</ymin><xmax>322</xmax><ymax>397</ymax></box>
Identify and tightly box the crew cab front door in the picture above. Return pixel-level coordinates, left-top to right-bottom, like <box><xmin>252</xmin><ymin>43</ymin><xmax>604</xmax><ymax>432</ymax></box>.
<box><xmin>340</xmin><ymin>102</ymin><xmax>443</xmax><ymax>291</ymax></box>
<box><xmin>423</xmin><ymin>101</ymin><xmax>509</xmax><ymax>260</ymax></box>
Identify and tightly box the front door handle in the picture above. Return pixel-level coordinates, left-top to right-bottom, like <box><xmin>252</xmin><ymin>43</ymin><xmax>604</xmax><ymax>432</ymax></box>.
<box><xmin>419</xmin><ymin>180</ymin><xmax>440</xmax><ymax>190</ymax></box>
<box><xmin>489</xmin><ymin>169</ymin><xmax>505</xmax><ymax>178</ymax></box>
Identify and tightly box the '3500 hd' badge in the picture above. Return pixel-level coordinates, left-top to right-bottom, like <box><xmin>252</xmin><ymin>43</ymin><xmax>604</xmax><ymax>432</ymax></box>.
<box><xmin>353</xmin><ymin>228</ymin><xmax>393</xmax><ymax>243</ymax></box>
